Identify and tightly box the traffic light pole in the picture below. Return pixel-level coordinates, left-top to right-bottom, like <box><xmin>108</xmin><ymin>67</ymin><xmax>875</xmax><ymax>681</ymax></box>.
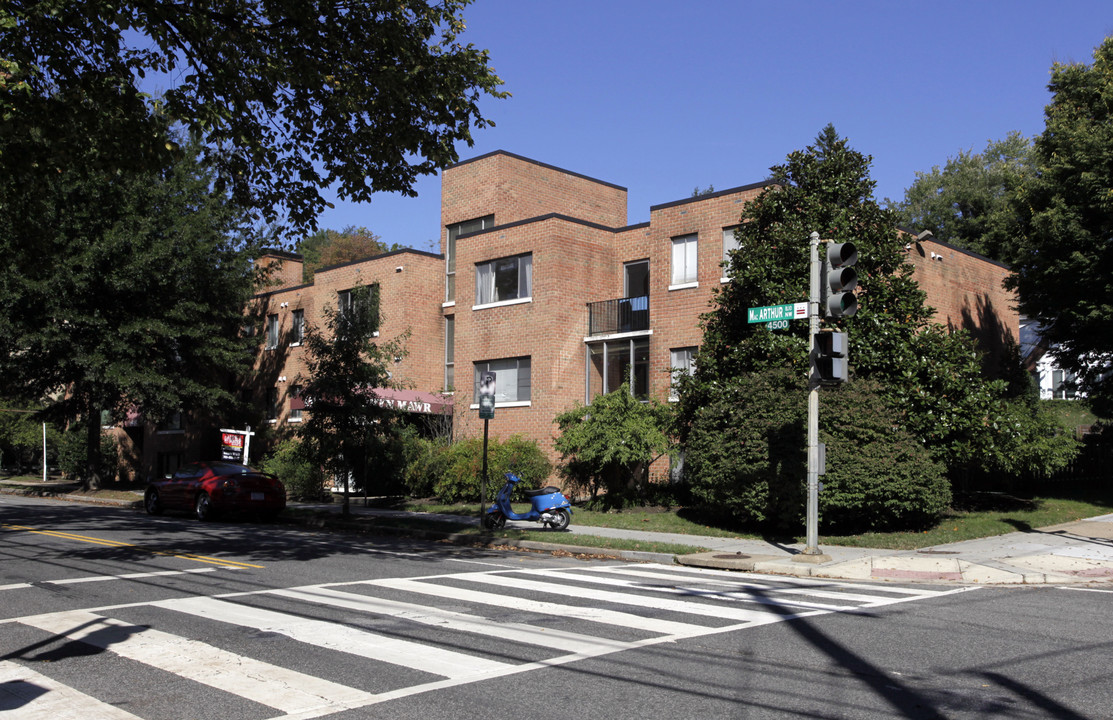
<box><xmin>795</xmin><ymin>231</ymin><xmax>829</xmax><ymax>561</ymax></box>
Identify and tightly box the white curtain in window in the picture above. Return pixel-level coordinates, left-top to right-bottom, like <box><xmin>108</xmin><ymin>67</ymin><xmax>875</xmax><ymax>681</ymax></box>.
<box><xmin>476</xmin><ymin>261</ymin><xmax>495</xmax><ymax>304</ymax></box>
<box><xmin>722</xmin><ymin>227</ymin><xmax>740</xmax><ymax>264</ymax></box>
<box><xmin>672</xmin><ymin>235</ymin><xmax>697</xmax><ymax>284</ymax></box>
<box><xmin>520</xmin><ymin>253</ymin><xmax>532</xmax><ymax>298</ymax></box>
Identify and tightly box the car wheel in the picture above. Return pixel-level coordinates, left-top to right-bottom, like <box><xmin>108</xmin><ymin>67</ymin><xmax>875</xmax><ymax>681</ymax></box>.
<box><xmin>144</xmin><ymin>488</ymin><xmax>162</xmax><ymax>515</ymax></box>
<box><xmin>195</xmin><ymin>492</ymin><xmax>216</xmax><ymax>522</ymax></box>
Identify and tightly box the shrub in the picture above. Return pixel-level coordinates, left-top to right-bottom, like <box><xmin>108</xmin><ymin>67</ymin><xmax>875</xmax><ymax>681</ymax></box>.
<box><xmin>554</xmin><ymin>384</ymin><xmax>670</xmax><ymax>508</ymax></box>
<box><xmin>259</xmin><ymin>438</ymin><xmax>327</xmax><ymax>500</ymax></box>
<box><xmin>683</xmin><ymin>370</ymin><xmax>950</xmax><ymax>533</ymax></box>
<box><xmin>432</xmin><ymin>435</ymin><xmax>551</xmax><ymax>504</ymax></box>
<box><xmin>394</xmin><ymin>425</ymin><xmax>445</xmax><ymax>498</ymax></box>
<box><xmin>684</xmin><ymin>370</ymin><xmax>806</xmax><ymax>530</ymax></box>
<box><xmin>57</xmin><ymin>425</ymin><xmax>118</xmax><ymax>482</ymax></box>
<box><xmin>818</xmin><ymin>381</ymin><xmax>950</xmax><ymax>532</ymax></box>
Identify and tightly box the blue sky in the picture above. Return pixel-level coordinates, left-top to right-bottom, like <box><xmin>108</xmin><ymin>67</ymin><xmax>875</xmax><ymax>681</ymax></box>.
<box><xmin>316</xmin><ymin>0</ymin><xmax>1113</xmax><ymax>253</ymax></box>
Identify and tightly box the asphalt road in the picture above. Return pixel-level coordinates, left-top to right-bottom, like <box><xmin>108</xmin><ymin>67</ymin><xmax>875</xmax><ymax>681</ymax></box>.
<box><xmin>2</xmin><ymin>495</ymin><xmax>1111</xmax><ymax>719</ymax></box>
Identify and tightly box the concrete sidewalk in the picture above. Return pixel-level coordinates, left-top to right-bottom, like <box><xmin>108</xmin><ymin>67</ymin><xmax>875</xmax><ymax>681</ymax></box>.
<box><xmin>4</xmin><ymin>479</ymin><xmax>1113</xmax><ymax>585</ymax></box>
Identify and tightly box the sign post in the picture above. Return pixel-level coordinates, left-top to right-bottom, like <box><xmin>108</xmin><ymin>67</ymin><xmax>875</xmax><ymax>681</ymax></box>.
<box><xmin>219</xmin><ymin>426</ymin><xmax>255</xmax><ymax>464</ymax></box>
<box><xmin>478</xmin><ymin>372</ymin><xmax>496</xmax><ymax>523</ymax></box>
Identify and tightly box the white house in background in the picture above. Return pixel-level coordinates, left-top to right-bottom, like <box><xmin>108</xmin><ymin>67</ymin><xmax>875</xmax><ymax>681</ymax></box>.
<box><xmin>1020</xmin><ymin>317</ymin><xmax>1083</xmax><ymax>400</ymax></box>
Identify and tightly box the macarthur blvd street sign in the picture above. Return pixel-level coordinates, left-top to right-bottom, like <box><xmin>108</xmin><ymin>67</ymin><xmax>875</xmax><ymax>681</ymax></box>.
<box><xmin>747</xmin><ymin>302</ymin><xmax>808</xmax><ymax>325</ymax></box>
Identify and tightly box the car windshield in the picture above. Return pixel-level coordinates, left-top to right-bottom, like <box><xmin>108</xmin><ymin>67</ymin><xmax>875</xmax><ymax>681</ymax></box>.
<box><xmin>206</xmin><ymin>462</ymin><xmax>258</xmax><ymax>475</ymax></box>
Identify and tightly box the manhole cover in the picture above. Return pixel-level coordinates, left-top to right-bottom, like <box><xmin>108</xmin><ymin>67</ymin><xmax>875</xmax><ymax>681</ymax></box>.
<box><xmin>916</xmin><ymin>550</ymin><xmax>959</xmax><ymax>555</ymax></box>
<box><xmin>713</xmin><ymin>553</ymin><xmax>751</xmax><ymax>560</ymax></box>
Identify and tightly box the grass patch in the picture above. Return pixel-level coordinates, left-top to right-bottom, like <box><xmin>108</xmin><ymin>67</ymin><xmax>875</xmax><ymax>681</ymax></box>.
<box><xmin>396</xmin><ymin>489</ymin><xmax>1112</xmax><ymax>551</ymax></box>
<box><xmin>818</xmin><ymin>493</ymin><xmax>1113</xmax><ymax>550</ymax></box>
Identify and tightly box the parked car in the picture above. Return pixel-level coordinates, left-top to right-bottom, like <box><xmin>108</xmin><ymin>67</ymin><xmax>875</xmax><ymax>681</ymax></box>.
<box><xmin>144</xmin><ymin>461</ymin><xmax>286</xmax><ymax>521</ymax></box>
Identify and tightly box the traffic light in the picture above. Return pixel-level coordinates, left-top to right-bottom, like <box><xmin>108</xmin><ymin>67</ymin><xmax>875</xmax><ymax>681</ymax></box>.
<box><xmin>823</xmin><ymin>242</ymin><xmax>858</xmax><ymax>317</ymax></box>
<box><xmin>813</xmin><ymin>330</ymin><xmax>849</xmax><ymax>384</ymax></box>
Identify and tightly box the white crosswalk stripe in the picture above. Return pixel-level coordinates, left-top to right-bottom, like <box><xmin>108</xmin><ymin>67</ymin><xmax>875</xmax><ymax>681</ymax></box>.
<box><xmin>17</xmin><ymin>610</ymin><xmax>379</xmax><ymax>715</ymax></box>
<box><xmin>153</xmin><ymin>595</ymin><xmax>514</xmax><ymax>679</ymax></box>
<box><xmin>0</xmin><ymin>660</ymin><xmax>144</xmax><ymax>719</ymax></box>
<box><xmin>3</xmin><ymin>564</ymin><xmax>971</xmax><ymax>719</ymax></box>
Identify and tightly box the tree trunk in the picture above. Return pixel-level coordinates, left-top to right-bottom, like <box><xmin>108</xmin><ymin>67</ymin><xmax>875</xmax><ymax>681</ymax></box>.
<box><xmin>83</xmin><ymin>412</ymin><xmax>103</xmax><ymax>491</ymax></box>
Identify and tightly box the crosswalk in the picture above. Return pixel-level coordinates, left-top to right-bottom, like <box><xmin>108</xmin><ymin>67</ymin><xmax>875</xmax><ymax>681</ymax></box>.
<box><xmin>0</xmin><ymin>564</ymin><xmax>970</xmax><ymax>719</ymax></box>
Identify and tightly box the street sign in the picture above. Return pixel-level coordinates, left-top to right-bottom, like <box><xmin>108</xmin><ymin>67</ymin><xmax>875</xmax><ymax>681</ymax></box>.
<box><xmin>478</xmin><ymin>394</ymin><xmax>495</xmax><ymax>419</ymax></box>
<box><xmin>478</xmin><ymin>371</ymin><xmax>496</xmax><ymax>419</ymax></box>
<box><xmin>747</xmin><ymin>302</ymin><xmax>807</xmax><ymax>324</ymax></box>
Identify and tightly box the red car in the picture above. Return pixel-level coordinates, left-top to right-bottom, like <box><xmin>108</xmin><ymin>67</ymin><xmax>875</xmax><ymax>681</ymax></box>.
<box><xmin>144</xmin><ymin>461</ymin><xmax>286</xmax><ymax>521</ymax></box>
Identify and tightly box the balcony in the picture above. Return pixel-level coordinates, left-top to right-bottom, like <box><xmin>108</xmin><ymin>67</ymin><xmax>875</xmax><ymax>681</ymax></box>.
<box><xmin>587</xmin><ymin>295</ymin><xmax>650</xmax><ymax>336</ymax></box>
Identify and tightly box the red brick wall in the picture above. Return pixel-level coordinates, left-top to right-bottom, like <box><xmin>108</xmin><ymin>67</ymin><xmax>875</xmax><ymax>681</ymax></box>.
<box><xmin>452</xmin><ymin>216</ymin><xmax>619</xmax><ymax>461</ymax></box>
<box><xmin>441</xmin><ymin>151</ymin><xmax>628</xmax><ymax>232</ymax></box>
<box><xmin>907</xmin><ymin>237</ymin><xmax>1019</xmax><ymax>375</ymax></box>
<box><xmin>250</xmin><ymin>249</ymin><xmax>446</xmax><ymax>432</ymax></box>
<box><xmin>257</xmin><ymin>251</ymin><xmax>304</xmax><ymax>291</ymax></box>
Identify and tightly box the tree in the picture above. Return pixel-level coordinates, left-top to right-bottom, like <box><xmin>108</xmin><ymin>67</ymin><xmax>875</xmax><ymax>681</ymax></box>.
<box><xmin>1</xmin><ymin>0</ymin><xmax>506</xmax><ymax>232</ymax></box>
<box><xmin>888</xmin><ymin>132</ymin><xmax>1034</xmax><ymax>262</ymax></box>
<box><xmin>0</xmin><ymin>136</ymin><xmax>262</xmax><ymax>487</ymax></box>
<box><xmin>0</xmin><ymin>400</ymin><xmax>58</xmax><ymax>473</ymax></box>
<box><xmin>678</xmin><ymin>126</ymin><xmax>1073</xmax><ymax>500</ymax></box>
<box><xmin>1009</xmin><ymin>37</ymin><xmax>1113</xmax><ymax>417</ymax></box>
<box><xmin>297</xmin><ymin>283</ymin><xmax>404</xmax><ymax>515</ymax></box>
<box><xmin>296</xmin><ymin>226</ymin><xmax>401</xmax><ymax>283</ymax></box>
<box><xmin>554</xmin><ymin>385</ymin><xmax>671</xmax><ymax>508</ymax></box>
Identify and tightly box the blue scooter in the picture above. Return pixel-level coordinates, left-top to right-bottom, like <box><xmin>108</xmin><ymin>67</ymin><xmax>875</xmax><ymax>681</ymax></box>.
<box><xmin>482</xmin><ymin>471</ymin><xmax>572</xmax><ymax>531</ymax></box>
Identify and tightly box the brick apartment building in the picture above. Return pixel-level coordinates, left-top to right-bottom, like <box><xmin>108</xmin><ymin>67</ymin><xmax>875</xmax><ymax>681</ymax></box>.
<box><xmin>120</xmin><ymin>150</ymin><xmax>1019</xmax><ymax>481</ymax></box>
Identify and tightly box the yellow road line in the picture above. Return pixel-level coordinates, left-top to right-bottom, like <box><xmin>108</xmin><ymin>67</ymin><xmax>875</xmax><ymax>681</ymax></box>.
<box><xmin>1</xmin><ymin>524</ymin><xmax>264</xmax><ymax>569</ymax></box>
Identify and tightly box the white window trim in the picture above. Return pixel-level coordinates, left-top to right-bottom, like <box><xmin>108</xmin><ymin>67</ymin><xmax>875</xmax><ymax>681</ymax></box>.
<box><xmin>582</xmin><ymin>329</ymin><xmax>653</xmax><ymax>343</ymax></box>
<box><xmin>469</xmin><ymin>400</ymin><xmax>532</xmax><ymax>409</ymax></box>
<box><xmin>668</xmin><ymin>281</ymin><xmax>699</xmax><ymax>291</ymax></box>
<box><xmin>472</xmin><ymin>296</ymin><xmax>532</xmax><ymax>311</ymax></box>
<box><xmin>442</xmin><ymin>300</ymin><xmax>456</xmax><ymax>308</ymax></box>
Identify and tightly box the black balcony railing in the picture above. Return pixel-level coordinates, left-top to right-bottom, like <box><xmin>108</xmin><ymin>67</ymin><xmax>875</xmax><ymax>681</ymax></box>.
<box><xmin>587</xmin><ymin>295</ymin><xmax>650</xmax><ymax>336</ymax></box>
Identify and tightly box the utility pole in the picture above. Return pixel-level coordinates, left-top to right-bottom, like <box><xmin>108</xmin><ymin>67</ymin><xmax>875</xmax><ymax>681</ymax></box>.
<box><xmin>795</xmin><ymin>231</ymin><xmax>857</xmax><ymax>563</ymax></box>
<box><xmin>796</xmin><ymin>231</ymin><xmax>827</xmax><ymax>560</ymax></box>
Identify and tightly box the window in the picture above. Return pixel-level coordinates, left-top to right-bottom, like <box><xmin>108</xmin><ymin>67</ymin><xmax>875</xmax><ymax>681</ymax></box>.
<box><xmin>446</xmin><ymin>215</ymin><xmax>493</xmax><ymax>303</ymax></box>
<box><xmin>336</xmin><ymin>285</ymin><xmax>380</xmax><ymax>336</ymax></box>
<box><xmin>671</xmin><ymin>233</ymin><xmax>698</xmax><ymax>286</ymax></box>
<box><xmin>337</xmin><ymin>289</ymin><xmax>353</xmax><ymax>316</ymax></box>
<box><xmin>291</xmin><ymin>309</ymin><xmax>304</xmax><ymax>345</ymax></box>
<box><xmin>266</xmin><ymin>387</ymin><xmax>279</xmax><ymax>422</ymax></box>
<box><xmin>157</xmin><ymin>411</ymin><xmax>183</xmax><ymax>433</ymax></box>
<box><xmin>722</xmin><ymin>226</ymin><xmax>740</xmax><ymax>280</ymax></box>
<box><xmin>473</xmin><ymin>357</ymin><xmax>531</xmax><ymax>404</ymax></box>
<box><xmin>288</xmin><ymin>385</ymin><xmax>302</xmax><ymax>422</ymax></box>
<box><xmin>588</xmin><ymin>338</ymin><xmax>650</xmax><ymax>400</ymax></box>
<box><xmin>670</xmin><ymin>347</ymin><xmax>697</xmax><ymax>400</ymax></box>
<box><xmin>444</xmin><ymin>315</ymin><xmax>455</xmax><ymax>391</ymax></box>
<box><xmin>475</xmin><ymin>253</ymin><xmax>532</xmax><ymax>306</ymax></box>
<box><xmin>624</xmin><ymin>260</ymin><xmax>650</xmax><ymax>298</ymax></box>
<box><xmin>265</xmin><ymin>313</ymin><xmax>279</xmax><ymax>349</ymax></box>
<box><xmin>1052</xmin><ymin>369</ymin><xmax>1078</xmax><ymax>399</ymax></box>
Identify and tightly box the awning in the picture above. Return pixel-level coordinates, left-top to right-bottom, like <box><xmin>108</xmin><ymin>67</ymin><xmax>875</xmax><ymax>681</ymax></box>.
<box><xmin>290</xmin><ymin>388</ymin><xmax>452</xmax><ymax>415</ymax></box>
